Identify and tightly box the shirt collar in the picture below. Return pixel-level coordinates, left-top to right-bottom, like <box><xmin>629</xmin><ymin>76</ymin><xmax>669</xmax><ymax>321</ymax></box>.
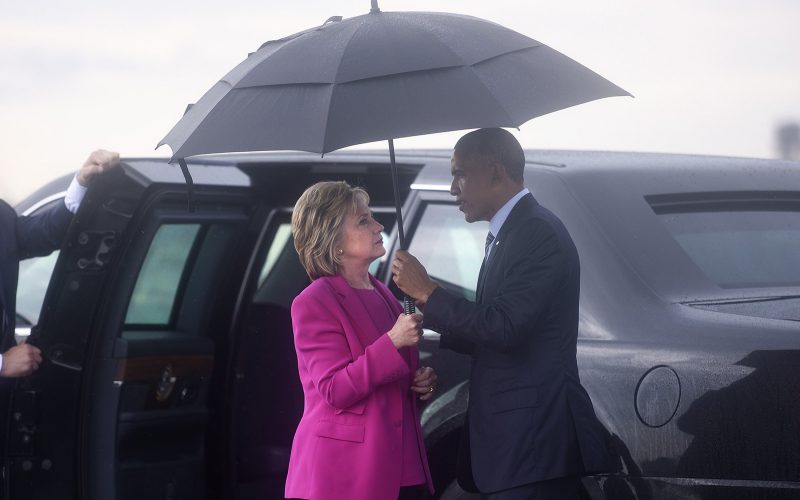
<box><xmin>489</xmin><ymin>188</ymin><xmax>530</xmax><ymax>237</ymax></box>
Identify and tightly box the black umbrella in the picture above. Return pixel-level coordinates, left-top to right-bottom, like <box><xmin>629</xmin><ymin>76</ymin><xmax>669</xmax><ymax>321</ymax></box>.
<box><xmin>158</xmin><ymin>1</ymin><xmax>629</xmax><ymax>311</ymax></box>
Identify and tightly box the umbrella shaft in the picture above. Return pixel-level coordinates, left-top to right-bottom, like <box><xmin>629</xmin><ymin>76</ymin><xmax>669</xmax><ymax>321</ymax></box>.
<box><xmin>388</xmin><ymin>139</ymin><xmax>407</xmax><ymax>249</ymax></box>
<box><xmin>388</xmin><ymin>139</ymin><xmax>415</xmax><ymax>316</ymax></box>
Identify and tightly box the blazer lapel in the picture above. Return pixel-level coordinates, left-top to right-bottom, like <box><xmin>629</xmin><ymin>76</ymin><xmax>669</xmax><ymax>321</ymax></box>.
<box><xmin>323</xmin><ymin>275</ymin><xmax>386</xmax><ymax>355</ymax></box>
<box><xmin>373</xmin><ymin>276</ymin><xmax>420</xmax><ymax>371</ymax></box>
<box><xmin>324</xmin><ymin>275</ymin><xmax>419</xmax><ymax>371</ymax></box>
<box><xmin>372</xmin><ymin>275</ymin><xmax>403</xmax><ymax>318</ymax></box>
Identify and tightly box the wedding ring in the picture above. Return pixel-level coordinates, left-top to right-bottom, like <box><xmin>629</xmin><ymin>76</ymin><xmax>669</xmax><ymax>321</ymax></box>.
<box><xmin>428</xmin><ymin>386</ymin><xmax>434</xmax><ymax>393</ymax></box>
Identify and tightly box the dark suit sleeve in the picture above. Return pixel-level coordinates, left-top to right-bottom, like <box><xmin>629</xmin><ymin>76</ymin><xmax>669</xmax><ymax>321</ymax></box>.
<box><xmin>15</xmin><ymin>202</ymin><xmax>73</xmax><ymax>260</ymax></box>
<box><xmin>439</xmin><ymin>332</ymin><xmax>475</xmax><ymax>355</ymax></box>
<box><xmin>425</xmin><ymin>219</ymin><xmax>566</xmax><ymax>353</ymax></box>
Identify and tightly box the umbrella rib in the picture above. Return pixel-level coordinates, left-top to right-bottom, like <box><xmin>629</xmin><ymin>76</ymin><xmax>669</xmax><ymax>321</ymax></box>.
<box><xmin>471</xmin><ymin>44</ymin><xmax>543</xmax><ymax>67</ymax></box>
<box><xmin>233</xmin><ymin>47</ymin><xmax>544</xmax><ymax>90</ymax></box>
<box><xmin>320</xmin><ymin>19</ymin><xmax>370</xmax><ymax>152</ymax></box>
<box><xmin>332</xmin><ymin>18</ymin><xmax>369</xmax><ymax>84</ymax></box>
<box><xmin>468</xmin><ymin>45</ymin><xmax>548</xmax><ymax>126</ymax></box>
<box><xmin>235</xmin><ymin>66</ymin><xmax>466</xmax><ymax>90</ymax></box>
<box><xmin>328</xmin><ymin>46</ymin><xmax>543</xmax><ymax>86</ymax></box>
<box><xmin>319</xmin><ymin>86</ymin><xmax>337</xmax><ymax>154</ymax></box>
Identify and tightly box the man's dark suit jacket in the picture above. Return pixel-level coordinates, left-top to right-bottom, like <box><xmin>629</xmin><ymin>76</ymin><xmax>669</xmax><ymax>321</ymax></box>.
<box><xmin>424</xmin><ymin>193</ymin><xmax>613</xmax><ymax>493</ymax></box>
<box><xmin>0</xmin><ymin>200</ymin><xmax>72</xmax><ymax>351</ymax></box>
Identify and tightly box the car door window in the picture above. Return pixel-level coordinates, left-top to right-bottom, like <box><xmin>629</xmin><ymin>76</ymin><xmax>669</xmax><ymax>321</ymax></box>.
<box><xmin>258</xmin><ymin>223</ymin><xmax>293</xmax><ymax>287</ymax></box>
<box><xmin>16</xmin><ymin>251</ymin><xmax>59</xmax><ymax>327</ymax></box>
<box><xmin>407</xmin><ymin>202</ymin><xmax>487</xmax><ymax>300</ymax></box>
<box><xmin>125</xmin><ymin>223</ymin><xmax>202</xmax><ymax>325</ymax></box>
<box><xmin>15</xmin><ymin>199</ymin><xmax>64</xmax><ymax>337</ymax></box>
<box><xmin>256</xmin><ymin>214</ymin><xmax>394</xmax><ymax>292</ymax></box>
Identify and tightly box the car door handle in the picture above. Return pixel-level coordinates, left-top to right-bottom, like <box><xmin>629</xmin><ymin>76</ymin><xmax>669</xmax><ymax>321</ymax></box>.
<box><xmin>47</xmin><ymin>345</ymin><xmax>83</xmax><ymax>372</ymax></box>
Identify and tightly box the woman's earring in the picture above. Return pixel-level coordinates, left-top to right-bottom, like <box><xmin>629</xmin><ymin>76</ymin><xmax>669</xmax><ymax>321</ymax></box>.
<box><xmin>337</xmin><ymin>248</ymin><xmax>343</xmax><ymax>255</ymax></box>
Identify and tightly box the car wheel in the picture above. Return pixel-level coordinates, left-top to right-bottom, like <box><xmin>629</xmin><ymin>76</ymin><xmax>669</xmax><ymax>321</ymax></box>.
<box><xmin>439</xmin><ymin>480</ymin><xmax>481</xmax><ymax>500</ymax></box>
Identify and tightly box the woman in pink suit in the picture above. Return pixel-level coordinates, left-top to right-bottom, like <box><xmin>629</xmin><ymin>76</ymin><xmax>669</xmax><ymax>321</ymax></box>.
<box><xmin>285</xmin><ymin>181</ymin><xmax>437</xmax><ymax>500</ymax></box>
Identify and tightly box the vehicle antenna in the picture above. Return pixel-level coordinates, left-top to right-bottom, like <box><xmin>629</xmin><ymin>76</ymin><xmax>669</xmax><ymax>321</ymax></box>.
<box><xmin>370</xmin><ymin>0</ymin><xmax>380</xmax><ymax>13</ymax></box>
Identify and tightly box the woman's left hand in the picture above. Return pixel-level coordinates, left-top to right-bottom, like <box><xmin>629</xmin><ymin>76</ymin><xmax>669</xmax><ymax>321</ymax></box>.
<box><xmin>411</xmin><ymin>366</ymin><xmax>438</xmax><ymax>401</ymax></box>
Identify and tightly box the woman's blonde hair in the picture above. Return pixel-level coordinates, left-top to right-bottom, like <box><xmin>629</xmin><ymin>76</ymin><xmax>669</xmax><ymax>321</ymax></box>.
<box><xmin>291</xmin><ymin>181</ymin><xmax>370</xmax><ymax>279</ymax></box>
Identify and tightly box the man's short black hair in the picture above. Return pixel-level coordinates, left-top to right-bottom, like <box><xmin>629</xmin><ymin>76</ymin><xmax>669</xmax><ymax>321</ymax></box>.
<box><xmin>454</xmin><ymin>128</ymin><xmax>525</xmax><ymax>183</ymax></box>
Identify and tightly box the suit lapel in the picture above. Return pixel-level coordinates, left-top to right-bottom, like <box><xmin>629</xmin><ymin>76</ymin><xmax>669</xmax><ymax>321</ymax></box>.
<box><xmin>477</xmin><ymin>238</ymin><xmax>501</xmax><ymax>303</ymax></box>
<box><xmin>476</xmin><ymin>194</ymin><xmax>539</xmax><ymax>303</ymax></box>
<box><xmin>476</xmin><ymin>258</ymin><xmax>488</xmax><ymax>303</ymax></box>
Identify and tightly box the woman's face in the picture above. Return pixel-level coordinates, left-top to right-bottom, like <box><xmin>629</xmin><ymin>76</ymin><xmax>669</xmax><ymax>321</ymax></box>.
<box><xmin>339</xmin><ymin>198</ymin><xmax>385</xmax><ymax>265</ymax></box>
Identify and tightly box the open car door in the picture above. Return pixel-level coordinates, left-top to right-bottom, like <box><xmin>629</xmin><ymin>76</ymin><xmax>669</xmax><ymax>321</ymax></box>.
<box><xmin>4</xmin><ymin>160</ymin><xmax>260</xmax><ymax>500</ymax></box>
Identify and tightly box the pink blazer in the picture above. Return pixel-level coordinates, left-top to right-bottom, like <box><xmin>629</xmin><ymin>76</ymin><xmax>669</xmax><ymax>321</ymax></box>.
<box><xmin>284</xmin><ymin>274</ymin><xmax>434</xmax><ymax>500</ymax></box>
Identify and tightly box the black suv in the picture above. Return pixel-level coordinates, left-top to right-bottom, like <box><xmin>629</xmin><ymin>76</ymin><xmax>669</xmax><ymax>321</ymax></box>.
<box><xmin>9</xmin><ymin>150</ymin><xmax>800</xmax><ymax>500</ymax></box>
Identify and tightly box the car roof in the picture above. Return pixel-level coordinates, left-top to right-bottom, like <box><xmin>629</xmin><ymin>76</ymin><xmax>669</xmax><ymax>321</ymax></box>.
<box><xmin>410</xmin><ymin>149</ymin><xmax>800</xmax><ymax>187</ymax></box>
<box><xmin>18</xmin><ymin>149</ymin><xmax>800</xmax><ymax>304</ymax></box>
<box><xmin>401</xmin><ymin>149</ymin><xmax>800</xmax><ymax>304</ymax></box>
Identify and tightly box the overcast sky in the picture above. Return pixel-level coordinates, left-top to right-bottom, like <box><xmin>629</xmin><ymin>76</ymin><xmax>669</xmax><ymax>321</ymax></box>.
<box><xmin>1</xmin><ymin>0</ymin><xmax>798</xmax><ymax>202</ymax></box>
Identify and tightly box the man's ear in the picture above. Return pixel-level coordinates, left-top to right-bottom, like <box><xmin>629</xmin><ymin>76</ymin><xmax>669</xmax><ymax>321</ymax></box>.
<box><xmin>490</xmin><ymin>161</ymin><xmax>506</xmax><ymax>184</ymax></box>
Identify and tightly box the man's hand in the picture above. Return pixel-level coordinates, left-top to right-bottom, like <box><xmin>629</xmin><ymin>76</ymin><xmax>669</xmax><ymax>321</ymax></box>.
<box><xmin>0</xmin><ymin>342</ymin><xmax>43</xmax><ymax>378</ymax></box>
<box><xmin>77</xmin><ymin>149</ymin><xmax>120</xmax><ymax>187</ymax></box>
<box><xmin>392</xmin><ymin>250</ymin><xmax>438</xmax><ymax>303</ymax></box>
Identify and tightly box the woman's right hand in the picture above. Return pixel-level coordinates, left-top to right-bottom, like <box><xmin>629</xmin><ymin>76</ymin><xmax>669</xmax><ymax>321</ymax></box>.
<box><xmin>388</xmin><ymin>313</ymin><xmax>423</xmax><ymax>348</ymax></box>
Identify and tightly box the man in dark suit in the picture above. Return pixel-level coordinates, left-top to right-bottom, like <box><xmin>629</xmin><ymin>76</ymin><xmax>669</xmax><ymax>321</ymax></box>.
<box><xmin>392</xmin><ymin>128</ymin><xmax>612</xmax><ymax>499</ymax></box>
<box><xmin>0</xmin><ymin>149</ymin><xmax>119</xmax><ymax>377</ymax></box>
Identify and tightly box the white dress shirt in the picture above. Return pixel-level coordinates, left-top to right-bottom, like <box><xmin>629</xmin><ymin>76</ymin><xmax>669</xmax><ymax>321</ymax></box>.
<box><xmin>486</xmin><ymin>188</ymin><xmax>530</xmax><ymax>259</ymax></box>
<box><xmin>63</xmin><ymin>175</ymin><xmax>88</xmax><ymax>214</ymax></box>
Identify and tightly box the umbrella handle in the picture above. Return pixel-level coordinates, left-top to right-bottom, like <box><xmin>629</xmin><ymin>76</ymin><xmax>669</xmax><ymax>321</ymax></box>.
<box><xmin>403</xmin><ymin>295</ymin><xmax>416</xmax><ymax>315</ymax></box>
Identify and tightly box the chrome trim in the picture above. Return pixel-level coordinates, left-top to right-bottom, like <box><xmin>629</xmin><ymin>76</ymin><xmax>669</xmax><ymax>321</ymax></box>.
<box><xmin>421</xmin><ymin>329</ymin><xmax>440</xmax><ymax>340</ymax></box>
<box><xmin>410</xmin><ymin>183</ymin><xmax>450</xmax><ymax>192</ymax></box>
<box><xmin>646</xmin><ymin>476</ymin><xmax>800</xmax><ymax>490</ymax></box>
<box><xmin>421</xmin><ymin>380</ymin><xmax>467</xmax><ymax>426</ymax></box>
<box><xmin>14</xmin><ymin>327</ymin><xmax>31</xmax><ymax>338</ymax></box>
<box><xmin>21</xmin><ymin>192</ymin><xmax>67</xmax><ymax>216</ymax></box>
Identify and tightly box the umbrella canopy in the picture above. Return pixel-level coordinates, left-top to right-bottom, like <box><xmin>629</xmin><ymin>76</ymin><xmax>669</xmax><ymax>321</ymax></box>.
<box><xmin>158</xmin><ymin>9</ymin><xmax>629</xmax><ymax>160</ymax></box>
<box><xmin>158</xmin><ymin>7</ymin><xmax>628</xmax><ymax>313</ymax></box>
